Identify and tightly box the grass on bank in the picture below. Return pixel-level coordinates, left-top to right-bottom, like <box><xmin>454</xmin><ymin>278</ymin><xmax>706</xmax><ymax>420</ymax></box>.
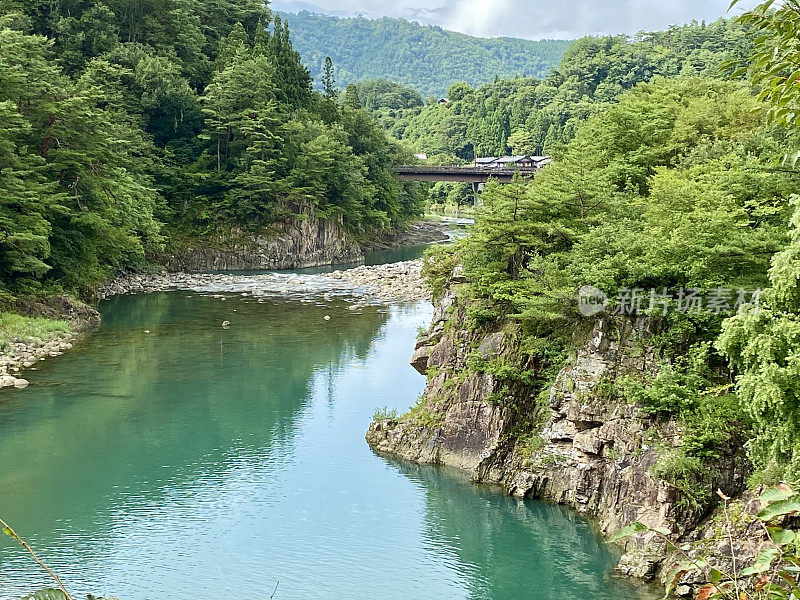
<box><xmin>0</xmin><ymin>312</ymin><xmax>71</xmax><ymax>353</ymax></box>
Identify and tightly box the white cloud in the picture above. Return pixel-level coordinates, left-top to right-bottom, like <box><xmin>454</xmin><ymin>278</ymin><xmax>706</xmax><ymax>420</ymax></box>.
<box><xmin>272</xmin><ymin>0</ymin><xmax>762</xmax><ymax>39</ymax></box>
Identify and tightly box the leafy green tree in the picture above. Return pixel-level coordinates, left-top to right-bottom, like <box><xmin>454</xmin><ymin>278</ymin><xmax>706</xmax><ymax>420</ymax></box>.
<box><xmin>0</xmin><ymin>100</ymin><xmax>61</xmax><ymax>284</ymax></box>
<box><xmin>268</xmin><ymin>15</ymin><xmax>312</xmax><ymax>108</ymax></box>
<box><xmin>447</xmin><ymin>82</ymin><xmax>473</xmax><ymax>102</ymax></box>
<box><xmin>198</xmin><ymin>52</ymin><xmax>282</xmax><ymax>210</ymax></box>
<box><xmin>355</xmin><ymin>79</ymin><xmax>422</xmax><ymax>110</ymax></box>
<box><xmin>728</xmin><ymin>0</ymin><xmax>800</xmax><ymax>130</ymax></box>
<box><xmin>343</xmin><ymin>84</ymin><xmax>361</xmax><ymax>109</ymax></box>
<box><xmin>285</xmin><ymin>119</ymin><xmax>367</xmax><ymax>222</ymax></box>
<box><xmin>716</xmin><ymin>0</ymin><xmax>800</xmax><ymax>483</ymax></box>
<box><xmin>718</xmin><ymin>198</ymin><xmax>800</xmax><ymax>481</ymax></box>
<box><xmin>0</xmin><ymin>19</ymin><xmax>162</xmax><ymax>293</ymax></box>
<box><xmin>507</xmin><ymin>129</ymin><xmax>538</xmax><ymax>155</ymax></box>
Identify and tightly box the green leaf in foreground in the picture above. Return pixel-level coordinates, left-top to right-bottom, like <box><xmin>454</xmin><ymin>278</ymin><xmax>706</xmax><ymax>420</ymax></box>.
<box><xmin>608</xmin><ymin>521</ymin><xmax>647</xmax><ymax>542</ymax></box>
<box><xmin>740</xmin><ymin>548</ymin><xmax>780</xmax><ymax>576</ymax></box>
<box><xmin>767</xmin><ymin>526</ymin><xmax>797</xmax><ymax>546</ymax></box>
<box><xmin>758</xmin><ymin>500</ymin><xmax>800</xmax><ymax>521</ymax></box>
<box><xmin>20</xmin><ymin>590</ymin><xmax>68</xmax><ymax>600</ymax></box>
<box><xmin>760</xmin><ymin>484</ymin><xmax>796</xmax><ymax>505</ymax></box>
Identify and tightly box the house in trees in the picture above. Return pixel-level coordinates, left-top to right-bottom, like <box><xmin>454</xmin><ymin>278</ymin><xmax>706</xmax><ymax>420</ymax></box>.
<box><xmin>473</xmin><ymin>156</ymin><xmax>550</xmax><ymax>170</ymax></box>
<box><xmin>475</xmin><ymin>157</ymin><xmax>500</xmax><ymax>168</ymax></box>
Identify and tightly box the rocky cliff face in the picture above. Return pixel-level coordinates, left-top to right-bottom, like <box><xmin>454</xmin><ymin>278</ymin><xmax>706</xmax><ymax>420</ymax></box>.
<box><xmin>164</xmin><ymin>213</ymin><xmax>363</xmax><ymax>272</ymax></box>
<box><xmin>367</xmin><ymin>288</ymin><xmax>749</xmax><ymax>582</ymax></box>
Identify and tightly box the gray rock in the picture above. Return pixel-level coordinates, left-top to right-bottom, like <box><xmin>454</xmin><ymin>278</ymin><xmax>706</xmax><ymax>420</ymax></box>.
<box><xmin>410</xmin><ymin>345</ymin><xmax>432</xmax><ymax>375</ymax></box>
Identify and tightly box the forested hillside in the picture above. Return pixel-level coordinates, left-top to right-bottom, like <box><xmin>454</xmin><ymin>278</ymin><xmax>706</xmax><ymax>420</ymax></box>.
<box><xmin>277</xmin><ymin>11</ymin><xmax>571</xmax><ymax>98</ymax></box>
<box><xmin>391</xmin><ymin>19</ymin><xmax>750</xmax><ymax>161</ymax></box>
<box><xmin>0</xmin><ymin>1</ymin><xmax>423</xmax><ymax>299</ymax></box>
<box><xmin>359</xmin><ymin>19</ymin><xmax>752</xmax><ymax>210</ymax></box>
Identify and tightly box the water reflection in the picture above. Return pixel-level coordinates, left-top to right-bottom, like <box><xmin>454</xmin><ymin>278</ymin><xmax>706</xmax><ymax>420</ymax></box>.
<box><xmin>388</xmin><ymin>460</ymin><xmax>657</xmax><ymax>600</ymax></box>
<box><xmin>0</xmin><ymin>293</ymin><xmax>654</xmax><ymax>600</ymax></box>
<box><xmin>0</xmin><ymin>293</ymin><xmax>392</xmax><ymax>597</ymax></box>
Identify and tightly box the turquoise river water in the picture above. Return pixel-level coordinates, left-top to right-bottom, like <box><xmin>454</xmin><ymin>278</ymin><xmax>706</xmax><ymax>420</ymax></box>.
<box><xmin>0</xmin><ymin>256</ymin><xmax>656</xmax><ymax>600</ymax></box>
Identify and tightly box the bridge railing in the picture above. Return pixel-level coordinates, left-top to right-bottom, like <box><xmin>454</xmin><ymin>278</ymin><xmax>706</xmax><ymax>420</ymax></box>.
<box><xmin>396</xmin><ymin>165</ymin><xmax>539</xmax><ymax>175</ymax></box>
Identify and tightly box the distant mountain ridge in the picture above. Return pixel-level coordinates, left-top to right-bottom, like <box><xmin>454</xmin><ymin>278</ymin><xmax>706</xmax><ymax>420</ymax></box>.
<box><xmin>277</xmin><ymin>10</ymin><xmax>573</xmax><ymax>97</ymax></box>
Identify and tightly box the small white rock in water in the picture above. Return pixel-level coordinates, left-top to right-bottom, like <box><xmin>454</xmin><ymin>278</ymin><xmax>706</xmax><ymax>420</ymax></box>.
<box><xmin>221</xmin><ymin>321</ymin><xmax>231</xmax><ymax>329</ymax></box>
<box><xmin>323</xmin><ymin>315</ymin><xmax>331</xmax><ymax>321</ymax></box>
<box><xmin>144</xmin><ymin>329</ymin><xmax>151</xmax><ymax>334</ymax></box>
<box><xmin>13</xmin><ymin>378</ymin><xmax>29</xmax><ymax>389</ymax></box>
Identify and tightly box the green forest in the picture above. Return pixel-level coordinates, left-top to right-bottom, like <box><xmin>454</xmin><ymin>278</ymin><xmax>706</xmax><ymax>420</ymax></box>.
<box><xmin>0</xmin><ymin>0</ymin><xmax>424</xmax><ymax>301</ymax></box>
<box><xmin>383</xmin><ymin>19</ymin><xmax>751</xmax><ymax>161</ymax></box>
<box><xmin>348</xmin><ymin>19</ymin><xmax>755</xmax><ymax>212</ymax></box>
<box><xmin>277</xmin><ymin>11</ymin><xmax>571</xmax><ymax>98</ymax></box>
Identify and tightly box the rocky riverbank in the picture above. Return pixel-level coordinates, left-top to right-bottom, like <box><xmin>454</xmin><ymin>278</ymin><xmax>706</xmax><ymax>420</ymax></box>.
<box><xmin>361</xmin><ymin>220</ymin><xmax>452</xmax><ymax>251</ymax></box>
<box><xmin>0</xmin><ymin>334</ymin><xmax>76</xmax><ymax>389</ymax></box>
<box><xmin>366</xmin><ymin>283</ymin><xmax>751</xmax><ymax>593</ymax></box>
<box><xmin>0</xmin><ymin>296</ymin><xmax>99</xmax><ymax>390</ymax></box>
<box><xmin>324</xmin><ymin>261</ymin><xmax>428</xmax><ymax>304</ymax></box>
<box><xmin>97</xmin><ymin>259</ymin><xmax>429</xmax><ymax>304</ymax></box>
<box><xmin>3</xmin><ymin>217</ymin><xmax>444</xmax><ymax>393</ymax></box>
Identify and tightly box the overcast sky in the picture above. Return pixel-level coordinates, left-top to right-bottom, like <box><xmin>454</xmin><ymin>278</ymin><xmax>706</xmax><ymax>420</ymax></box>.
<box><xmin>272</xmin><ymin>0</ymin><xmax>762</xmax><ymax>39</ymax></box>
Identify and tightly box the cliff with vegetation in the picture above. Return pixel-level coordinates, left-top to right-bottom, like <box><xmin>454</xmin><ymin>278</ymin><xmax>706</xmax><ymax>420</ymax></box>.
<box><xmin>0</xmin><ymin>0</ymin><xmax>425</xmax><ymax>312</ymax></box>
<box><xmin>369</xmin><ymin>15</ymin><xmax>800</xmax><ymax>591</ymax></box>
<box><xmin>163</xmin><ymin>209</ymin><xmax>363</xmax><ymax>271</ymax></box>
<box><xmin>367</xmin><ymin>288</ymin><xmax>750</xmax><ymax>580</ymax></box>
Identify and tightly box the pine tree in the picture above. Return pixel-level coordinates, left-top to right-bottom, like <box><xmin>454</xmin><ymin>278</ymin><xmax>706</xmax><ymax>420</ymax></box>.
<box><xmin>322</xmin><ymin>56</ymin><xmax>336</xmax><ymax>99</ymax></box>
<box><xmin>344</xmin><ymin>84</ymin><xmax>361</xmax><ymax>109</ymax></box>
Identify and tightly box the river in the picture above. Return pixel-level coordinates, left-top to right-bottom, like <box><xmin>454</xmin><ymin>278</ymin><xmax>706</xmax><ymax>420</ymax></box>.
<box><xmin>0</xmin><ymin>249</ymin><xmax>655</xmax><ymax>600</ymax></box>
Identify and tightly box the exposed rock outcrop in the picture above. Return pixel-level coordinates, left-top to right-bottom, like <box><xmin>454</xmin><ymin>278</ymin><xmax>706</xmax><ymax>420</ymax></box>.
<box><xmin>366</xmin><ymin>288</ymin><xmax>750</xmax><ymax>582</ymax></box>
<box><xmin>160</xmin><ymin>215</ymin><xmax>453</xmax><ymax>273</ymax></box>
<box><xmin>163</xmin><ymin>213</ymin><xmax>363</xmax><ymax>272</ymax></box>
<box><xmin>360</xmin><ymin>220</ymin><xmax>451</xmax><ymax>251</ymax></box>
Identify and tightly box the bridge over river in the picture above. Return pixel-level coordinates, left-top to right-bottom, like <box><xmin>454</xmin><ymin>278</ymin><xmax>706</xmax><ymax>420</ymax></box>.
<box><xmin>395</xmin><ymin>165</ymin><xmax>540</xmax><ymax>204</ymax></box>
<box><xmin>395</xmin><ymin>165</ymin><xmax>538</xmax><ymax>184</ymax></box>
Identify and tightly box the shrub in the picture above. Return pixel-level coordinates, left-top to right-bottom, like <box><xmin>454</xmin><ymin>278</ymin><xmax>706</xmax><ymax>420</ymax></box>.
<box><xmin>372</xmin><ymin>407</ymin><xmax>399</xmax><ymax>421</ymax></box>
